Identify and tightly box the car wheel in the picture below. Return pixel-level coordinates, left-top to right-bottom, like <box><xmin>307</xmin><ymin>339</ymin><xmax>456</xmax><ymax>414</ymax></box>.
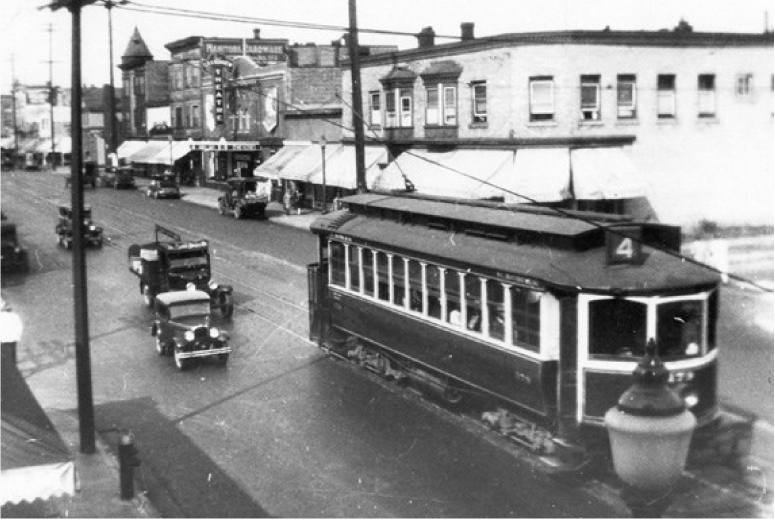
<box><xmin>218</xmin><ymin>293</ymin><xmax>234</xmax><ymax>319</ymax></box>
<box><xmin>218</xmin><ymin>353</ymin><xmax>229</xmax><ymax>365</ymax></box>
<box><xmin>174</xmin><ymin>349</ymin><xmax>190</xmax><ymax>371</ymax></box>
<box><xmin>142</xmin><ymin>285</ymin><xmax>155</xmax><ymax>307</ymax></box>
<box><xmin>155</xmin><ymin>336</ymin><xmax>167</xmax><ymax>356</ymax></box>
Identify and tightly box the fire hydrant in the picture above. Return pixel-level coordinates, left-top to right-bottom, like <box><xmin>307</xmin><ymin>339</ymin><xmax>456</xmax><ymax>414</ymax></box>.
<box><xmin>118</xmin><ymin>431</ymin><xmax>141</xmax><ymax>500</ymax></box>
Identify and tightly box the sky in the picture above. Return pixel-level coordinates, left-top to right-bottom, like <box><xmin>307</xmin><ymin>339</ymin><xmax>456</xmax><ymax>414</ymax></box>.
<box><xmin>0</xmin><ymin>0</ymin><xmax>773</xmax><ymax>94</ymax></box>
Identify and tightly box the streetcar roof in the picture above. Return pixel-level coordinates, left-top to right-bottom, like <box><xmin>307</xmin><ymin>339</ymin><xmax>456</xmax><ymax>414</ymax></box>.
<box><xmin>310</xmin><ymin>195</ymin><xmax>719</xmax><ymax>293</ymax></box>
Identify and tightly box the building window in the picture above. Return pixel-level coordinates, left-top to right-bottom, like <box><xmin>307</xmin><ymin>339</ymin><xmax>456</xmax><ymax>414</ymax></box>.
<box><xmin>425</xmin><ymin>84</ymin><xmax>456</xmax><ymax>126</ymax></box>
<box><xmin>369</xmin><ymin>91</ymin><xmax>381</xmax><ymax>127</ymax></box>
<box><xmin>399</xmin><ymin>89</ymin><xmax>413</xmax><ymax>127</ymax></box>
<box><xmin>471</xmin><ymin>81</ymin><xmax>487</xmax><ymax>123</ymax></box>
<box><xmin>657</xmin><ymin>74</ymin><xmax>676</xmax><ymax>119</ymax></box>
<box><xmin>174</xmin><ymin>106</ymin><xmax>183</xmax><ymax>129</ymax></box>
<box><xmin>385</xmin><ymin>91</ymin><xmax>396</xmax><ymax>127</ymax></box>
<box><xmin>426</xmin><ymin>87</ymin><xmax>439</xmax><ymax>125</ymax></box>
<box><xmin>191</xmin><ymin>66</ymin><xmax>200</xmax><ymax>88</ymax></box>
<box><xmin>384</xmin><ymin>87</ymin><xmax>413</xmax><ymax>128</ymax></box>
<box><xmin>238</xmin><ymin>108</ymin><xmax>251</xmax><ymax>132</ymax></box>
<box><xmin>529</xmin><ymin>77</ymin><xmax>554</xmax><ymax>122</ymax></box>
<box><xmin>192</xmin><ymin>104</ymin><xmax>200</xmax><ymax>128</ymax></box>
<box><xmin>736</xmin><ymin>73</ymin><xmax>754</xmax><ymax>97</ymax></box>
<box><xmin>580</xmin><ymin>75</ymin><xmax>601</xmax><ymax>121</ymax></box>
<box><xmin>616</xmin><ymin>74</ymin><xmax>637</xmax><ymax>119</ymax></box>
<box><xmin>697</xmin><ymin>74</ymin><xmax>716</xmax><ymax>118</ymax></box>
<box><xmin>185</xmin><ymin>105</ymin><xmax>192</xmax><ymax>127</ymax></box>
<box><xmin>443</xmin><ymin>86</ymin><xmax>457</xmax><ymax>125</ymax></box>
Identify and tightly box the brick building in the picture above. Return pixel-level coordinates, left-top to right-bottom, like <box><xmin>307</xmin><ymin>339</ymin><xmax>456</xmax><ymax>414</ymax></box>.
<box><xmin>341</xmin><ymin>22</ymin><xmax>773</xmax><ymax>227</ymax></box>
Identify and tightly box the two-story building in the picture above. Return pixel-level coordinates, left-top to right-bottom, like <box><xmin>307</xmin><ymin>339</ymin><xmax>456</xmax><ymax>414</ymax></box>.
<box><xmin>340</xmin><ymin>22</ymin><xmax>773</xmax><ymax>227</ymax></box>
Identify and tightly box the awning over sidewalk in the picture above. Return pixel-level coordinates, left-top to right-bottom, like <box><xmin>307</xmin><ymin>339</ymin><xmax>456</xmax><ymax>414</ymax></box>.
<box><xmin>117</xmin><ymin>140</ymin><xmax>148</xmax><ymax>160</ymax></box>
<box><xmin>307</xmin><ymin>145</ymin><xmax>404</xmax><ymax>191</ymax></box>
<box><xmin>253</xmin><ymin>143</ymin><xmax>311</xmax><ymax>181</ymax></box>
<box><xmin>1</xmin><ymin>360</ymin><xmax>76</xmax><ymax>505</ymax></box>
<box><xmin>17</xmin><ymin>138</ymin><xmax>71</xmax><ymax>155</ymax></box>
<box><xmin>126</xmin><ymin>141</ymin><xmax>167</xmax><ymax>164</ymax></box>
<box><xmin>506</xmin><ymin>148</ymin><xmax>571</xmax><ymax>203</ymax></box>
<box><xmin>144</xmin><ymin>141</ymin><xmax>192</xmax><ymax>165</ymax></box>
<box><xmin>570</xmin><ymin>147</ymin><xmax>648</xmax><ymax>199</ymax></box>
<box><xmin>380</xmin><ymin>149</ymin><xmax>515</xmax><ymax>199</ymax></box>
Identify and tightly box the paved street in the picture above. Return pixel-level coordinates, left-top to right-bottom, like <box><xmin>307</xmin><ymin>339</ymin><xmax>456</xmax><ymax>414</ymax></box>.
<box><xmin>2</xmin><ymin>169</ymin><xmax>772</xmax><ymax>517</ymax></box>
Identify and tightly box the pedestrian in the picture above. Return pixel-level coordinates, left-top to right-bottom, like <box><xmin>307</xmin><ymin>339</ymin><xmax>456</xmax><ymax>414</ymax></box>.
<box><xmin>283</xmin><ymin>187</ymin><xmax>292</xmax><ymax>216</ymax></box>
<box><xmin>0</xmin><ymin>299</ymin><xmax>23</xmax><ymax>364</ymax></box>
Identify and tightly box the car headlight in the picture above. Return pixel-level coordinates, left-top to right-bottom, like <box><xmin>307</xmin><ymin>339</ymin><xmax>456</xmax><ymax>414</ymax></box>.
<box><xmin>184</xmin><ymin>331</ymin><xmax>195</xmax><ymax>342</ymax></box>
<box><xmin>89</xmin><ymin>225</ymin><xmax>96</xmax><ymax>231</ymax></box>
<box><xmin>209</xmin><ymin>327</ymin><xmax>219</xmax><ymax>339</ymax></box>
<box><xmin>208</xmin><ymin>280</ymin><xmax>217</xmax><ymax>291</ymax></box>
<box><xmin>683</xmin><ymin>392</ymin><xmax>699</xmax><ymax>409</ymax></box>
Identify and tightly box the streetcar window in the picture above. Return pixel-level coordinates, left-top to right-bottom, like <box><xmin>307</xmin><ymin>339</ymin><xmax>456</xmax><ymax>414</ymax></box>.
<box><xmin>392</xmin><ymin>256</ymin><xmax>405</xmax><ymax>306</ymax></box>
<box><xmin>426</xmin><ymin>266</ymin><xmax>442</xmax><ymax>319</ymax></box>
<box><xmin>656</xmin><ymin>300</ymin><xmax>704</xmax><ymax>359</ymax></box>
<box><xmin>375</xmin><ymin>252</ymin><xmax>390</xmax><ymax>302</ymax></box>
<box><xmin>408</xmin><ymin>260</ymin><xmax>423</xmax><ymax>312</ymax></box>
<box><xmin>707</xmin><ymin>290</ymin><xmax>718</xmax><ymax>353</ymax></box>
<box><xmin>588</xmin><ymin>299</ymin><xmax>646</xmax><ymax>357</ymax></box>
<box><xmin>348</xmin><ymin>247</ymin><xmax>360</xmax><ymax>292</ymax></box>
<box><xmin>363</xmin><ymin>249</ymin><xmax>375</xmax><ymax>297</ymax></box>
<box><xmin>487</xmin><ymin>280</ymin><xmax>505</xmax><ymax>341</ymax></box>
<box><xmin>465</xmin><ymin>275</ymin><xmax>482</xmax><ymax>332</ymax></box>
<box><xmin>512</xmin><ymin>288</ymin><xmax>541</xmax><ymax>352</ymax></box>
<box><xmin>445</xmin><ymin>269</ymin><xmax>461</xmax><ymax>325</ymax></box>
<box><xmin>329</xmin><ymin>241</ymin><xmax>346</xmax><ymax>287</ymax></box>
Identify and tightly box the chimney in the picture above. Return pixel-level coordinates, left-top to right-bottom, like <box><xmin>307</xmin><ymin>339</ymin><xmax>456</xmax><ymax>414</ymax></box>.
<box><xmin>253</xmin><ymin>28</ymin><xmax>261</xmax><ymax>40</ymax></box>
<box><xmin>416</xmin><ymin>26</ymin><xmax>435</xmax><ymax>48</ymax></box>
<box><xmin>461</xmin><ymin>22</ymin><xmax>475</xmax><ymax>41</ymax></box>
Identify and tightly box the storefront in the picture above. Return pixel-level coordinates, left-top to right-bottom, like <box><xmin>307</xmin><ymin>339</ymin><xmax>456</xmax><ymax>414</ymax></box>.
<box><xmin>189</xmin><ymin>140</ymin><xmax>262</xmax><ymax>185</ymax></box>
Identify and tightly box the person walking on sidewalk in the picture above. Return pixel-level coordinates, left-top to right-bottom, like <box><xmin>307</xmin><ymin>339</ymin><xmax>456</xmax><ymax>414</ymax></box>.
<box><xmin>283</xmin><ymin>186</ymin><xmax>294</xmax><ymax>216</ymax></box>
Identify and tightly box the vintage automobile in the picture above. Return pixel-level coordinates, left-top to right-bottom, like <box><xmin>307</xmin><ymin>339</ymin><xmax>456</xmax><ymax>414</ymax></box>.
<box><xmin>127</xmin><ymin>225</ymin><xmax>234</xmax><ymax>318</ymax></box>
<box><xmin>217</xmin><ymin>177</ymin><xmax>271</xmax><ymax>219</ymax></box>
<box><xmin>151</xmin><ymin>289</ymin><xmax>231</xmax><ymax>370</ymax></box>
<box><xmin>146</xmin><ymin>174</ymin><xmax>180</xmax><ymax>199</ymax></box>
<box><xmin>1</xmin><ymin>212</ymin><xmax>29</xmax><ymax>274</ymax></box>
<box><xmin>55</xmin><ymin>204</ymin><xmax>103</xmax><ymax>249</ymax></box>
<box><xmin>101</xmin><ymin>166</ymin><xmax>135</xmax><ymax>189</ymax></box>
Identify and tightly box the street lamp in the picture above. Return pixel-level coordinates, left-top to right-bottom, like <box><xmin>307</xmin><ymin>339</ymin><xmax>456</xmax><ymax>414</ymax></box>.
<box><xmin>320</xmin><ymin>135</ymin><xmax>327</xmax><ymax>215</ymax></box>
<box><xmin>605</xmin><ymin>339</ymin><xmax>696</xmax><ymax>517</ymax></box>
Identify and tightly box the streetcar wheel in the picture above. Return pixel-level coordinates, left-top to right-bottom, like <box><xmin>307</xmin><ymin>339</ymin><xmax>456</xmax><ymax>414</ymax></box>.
<box><xmin>142</xmin><ymin>285</ymin><xmax>155</xmax><ymax>307</ymax></box>
<box><xmin>174</xmin><ymin>350</ymin><xmax>189</xmax><ymax>371</ymax></box>
<box><xmin>443</xmin><ymin>385</ymin><xmax>464</xmax><ymax>404</ymax></box>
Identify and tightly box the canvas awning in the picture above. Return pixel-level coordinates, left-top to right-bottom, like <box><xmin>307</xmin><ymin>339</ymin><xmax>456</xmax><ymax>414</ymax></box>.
<box><xmin>144</xmin><ymin>141</ymin><xmax>192</xmax><ymax>165</ymax></box>
<box><xmin>276</xmin><ymin>143</ymin><xmax>337</xmax><ymax>183</ymax></box>
<box><xmin>380</xmin><ymin>148</ymin><xmax>515</xmax><ymax>199</ymax></box>
<box><xmin>127</xmin><ymin>141</ymin><xmax>168</xmax><ymax>164</ymax></box>
<box><xmin>1</xmin><ymin>360</ymin><xmax>76</xmax><ymax>505</ymax></box>
<box><xmin>570</xmin><ymin>147</ymin><xmax>648</xmax><ymax>199</ymax></box>
<box><xmin>253</xmin><ymin>143</ymin><xmax>311</xmax><ymax>181</ymax></box>
<box><xmin>307</xmin><ymin>144</ymin><xmax>405</xmax><ymax>191</ymax></box>
<box><xmin>117</xmin><ymin>140</ymin><xmax>148</xmax><ymax>160</ymax></box>
<box><xmin>506</xmin><ymin>148</ymin><xmax>571</xmax><ymax>203</ymax></box>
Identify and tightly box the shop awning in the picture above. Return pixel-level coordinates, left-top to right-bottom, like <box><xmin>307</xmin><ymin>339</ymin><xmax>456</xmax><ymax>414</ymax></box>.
<box><xmin>277</xmin><ymin>144</ymin><xmax>337</xmax><ymax>183</ymax></box>
<box><xmin>117</xmin><ymin>140</ymin><xmax>148</xmax><ymax>160</ymax></box>
<box><xmin>253</xmin><ymin>143</ymin><xmax>311</xmax><ymax>181</ymax></box>
<box><xmin>506</xmin><ymin>148</ymin><xmax>571</xmax><ymax>203</ymax></box>
<box><xmin>2</xmin><ymin>360</ymin><xmax>76</xmax><ymax>505</ymax></box>
<box><xmin>127</xmin><ymin>141</ymin><xmax>168</xmax><ymax>164</ymax></box>
<box><xmin>380</xmin><ymin>149</ymin><xmax>515</xmax><ymax>199</ymax></box>
<box><xmin>307</xmin><ymin>145</ymin><xmax>404</xmax><ymax>191</ymax></box>
<box><xmin>570</xmin><ymin>147</ymin><xmax>648</xmax><ymax>199</ymax></box>
<box><xmin>144</xmin><ymin>141</ymin><xmax>192</xmax><ymax>165</ymax></box>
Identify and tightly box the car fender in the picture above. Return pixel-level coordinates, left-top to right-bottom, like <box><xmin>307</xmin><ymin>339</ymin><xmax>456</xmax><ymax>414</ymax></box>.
<box><xmin>215</xmin><ymin>284</ymin><xmax>233</xmax><ymax>295</ymax></box>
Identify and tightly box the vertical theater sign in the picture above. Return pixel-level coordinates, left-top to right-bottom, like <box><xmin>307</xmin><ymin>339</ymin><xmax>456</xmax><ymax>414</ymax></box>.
<box><xmin>207</xmin><ymin>54</ymin><xmax>232</xmax><ymax>127</ymax></box>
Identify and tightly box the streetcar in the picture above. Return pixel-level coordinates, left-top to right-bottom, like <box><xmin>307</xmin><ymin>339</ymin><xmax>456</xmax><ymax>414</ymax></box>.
<box><xmin>307</xmin><ymin>193</ymin><xmax>749</xmax><ymax>468</ymax></box>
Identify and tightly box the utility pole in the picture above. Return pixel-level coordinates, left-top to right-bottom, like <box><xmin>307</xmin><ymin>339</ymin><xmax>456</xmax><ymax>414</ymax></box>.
<box><xmin>46</xmin><ymin>0</ymin><xmax>97</xmax><ymax>455</ymax></box>
<box><xmin>347</xmin><ymin>0</ymin><xmax>366</xmax><ymax>193</ymax></box>
<box><xmin>46</xmin><ymin>23</ymin><xmax>57</xmax><ymax>169</ymax></box>
<box><xmin>11</xmin><ymin>55</ymin><xmax>19</xmax><ymax>166</ymax></box>
<box><xmin>105</xmin><ymin>0</ymin><xmax>120</xmax><ymax>158</ymax></box>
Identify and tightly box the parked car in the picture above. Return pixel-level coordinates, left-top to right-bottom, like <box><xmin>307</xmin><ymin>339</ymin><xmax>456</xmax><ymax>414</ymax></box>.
<box><xmin>1</xmin><ymin>212</ymin><xmax>29</xmax><ymax>274</ymax></box>
<box><xmin>127</xmin><ymin>225</ymin><xmax>234</xmax><ymax>318</ymax></box>
<box><xmin>217</xmin><ymin>177</ymin><xmax>271</xmax><ymax>219</ymax></box>
<box><xmin>101</xmin><ymin>166</ymin><xmax>135</xmax><ymax>189</ymax></box>
<box><xmin>146</xmin><ymin>174</ymin><xmax>180</xmax><ymax>199</ymax></box>
<box><xmin>151</xmin><ymin>289</ymin><xmax>231</xmax><ymax>371</ymax></box>
<box><xmin>55</xmin><ymin>204</ymin><xmax>103</xmax><ymax>249</ymax></box>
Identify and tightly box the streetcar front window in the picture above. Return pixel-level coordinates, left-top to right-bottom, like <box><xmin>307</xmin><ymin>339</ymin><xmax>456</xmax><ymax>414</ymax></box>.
<box><xmin>588</xmin><ymin>299</ymin><xmax>647</xmax><ymax>357</ymax></box>
<box><xmin>329</xmin><ymin>241</ymin><xmax>346</xmax><ymax>287</ymax></box>
<box><xmin>656</xmin><ymin>300</ymin><xmax>704</xmax><ymax>359</ymax></box>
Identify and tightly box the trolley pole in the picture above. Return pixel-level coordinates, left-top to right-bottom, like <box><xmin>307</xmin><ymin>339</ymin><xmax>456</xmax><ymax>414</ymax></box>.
<box><xmin>47</xmin><ymin>0</ymin><xmax>97</xmax><ymax>455</ymax></box>
<box><xmin>347</xmin><ymin>0</ymin><xmax>367</xmax><ymax>193</ymax></box>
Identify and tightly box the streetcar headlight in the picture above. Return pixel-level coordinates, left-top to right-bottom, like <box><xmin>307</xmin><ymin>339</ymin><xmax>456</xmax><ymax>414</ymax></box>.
<box><xmin>209</xmin><ymin>327</ymin><xmax>219</xmax><ymax>339</ymax></box>
<box><xmin>184</xmin><ymin>331</ymin><xmax>195</xmax><ymax>342</ymax></box>
<box><xmin>683</xmin><ymin>392</ymin><xmax>699</xmax><ymax>409</ymax></box>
